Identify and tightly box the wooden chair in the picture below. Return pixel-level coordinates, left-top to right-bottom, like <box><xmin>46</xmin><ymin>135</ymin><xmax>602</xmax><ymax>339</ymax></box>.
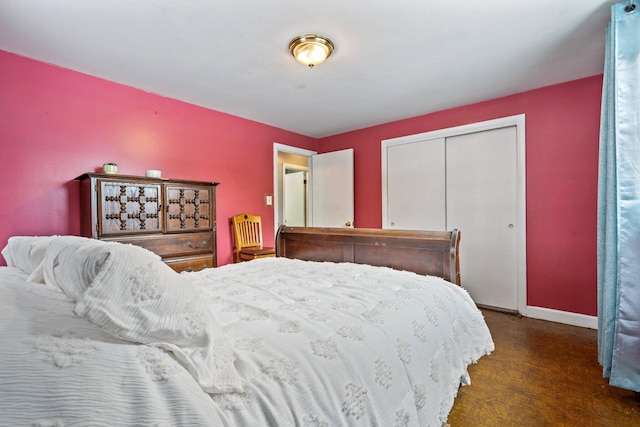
<box><xmin>231</xmin><ymin>213</ymin><xmax>276</xmax><ymax>263</ymax></box>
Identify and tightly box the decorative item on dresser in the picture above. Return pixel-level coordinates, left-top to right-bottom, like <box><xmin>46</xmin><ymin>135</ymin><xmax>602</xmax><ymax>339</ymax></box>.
<box><xmin>76</xmin><ymin>173</ymin><xmax>219</xmax><ymax>273</ymax></box>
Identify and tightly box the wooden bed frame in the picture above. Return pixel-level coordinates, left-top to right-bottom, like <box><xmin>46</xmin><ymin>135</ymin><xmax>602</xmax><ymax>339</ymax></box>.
<box><xmin>275</xmin><ymin>226</ymin><xmax>461</xmax><ymax>285</ymax></box>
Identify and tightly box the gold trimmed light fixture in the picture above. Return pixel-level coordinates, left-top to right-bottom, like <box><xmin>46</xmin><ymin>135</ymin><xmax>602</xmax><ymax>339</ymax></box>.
<box><xmin>289</xmin><ymin>34</ymin><xmax>334</xmax><ymax>68</ymax></box>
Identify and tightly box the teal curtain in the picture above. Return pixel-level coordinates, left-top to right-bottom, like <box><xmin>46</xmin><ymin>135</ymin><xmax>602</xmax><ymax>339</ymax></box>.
<box><xmin>597</xmin><ymin>1</ymin><xmax>640</xmax><ymax>393</ymax></box>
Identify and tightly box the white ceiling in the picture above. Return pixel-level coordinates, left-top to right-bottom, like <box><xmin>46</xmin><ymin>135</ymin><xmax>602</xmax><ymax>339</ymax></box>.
<box><xmin>0</xmin><ymin>0</ymin><xmax>616</xmax><ymax>138</ymax></box>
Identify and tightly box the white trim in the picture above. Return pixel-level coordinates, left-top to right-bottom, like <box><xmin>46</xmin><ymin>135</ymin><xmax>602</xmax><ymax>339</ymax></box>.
<box><xmin>526</xmin><ymin>306</ymin><xmax>598</xmax><ymax>330</ymax></box>
<box><xmin>515</xmin><ymin>116</ymin><xmax>527</xmax><ymax>316</ymax></box>
<box><xmin>381</xmin><ymin>114</ymin><xmax>527</xmax><ymax>315</ymax></box>
<box><xmin>381</xmin><ymin>115</ymin><xmax>526</xmax><ymax>146</ymax></box>
<box><xmin>283</xmin><ymin>163</ymin><xmax>309</xmax><ymax>172</ymax></box>
<box><xmin>273</xmin><ymin>143</ymin><xmax>317</xmax><ymax>234</ymax></box>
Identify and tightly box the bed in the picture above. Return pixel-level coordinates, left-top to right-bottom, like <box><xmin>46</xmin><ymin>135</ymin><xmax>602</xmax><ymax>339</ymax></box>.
<box><xmin>0</xmin><ymin>227</ymin><xmax>493</xmax><ymax>427</ymax></box>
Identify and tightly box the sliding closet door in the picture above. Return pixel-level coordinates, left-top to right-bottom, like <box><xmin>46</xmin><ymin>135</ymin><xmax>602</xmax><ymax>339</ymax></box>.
<box><xmin>446</xmin><ymin>126</ymin><xmax>518</xmax><ymax>310</ymax></box>
<box><xmin>384</xmin><ymin>138</ymin><xmax>446</xmax><ymax>230</ymax></box>
<box><xmin>383</xmin><ymin>118</ymin><xmax>524</xmax><ymax>313</ymax></box>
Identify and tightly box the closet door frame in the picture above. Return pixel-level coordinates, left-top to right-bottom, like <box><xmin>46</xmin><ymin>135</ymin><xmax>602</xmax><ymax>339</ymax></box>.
<box><xmin>381</xmin><ymin>114</ymin><xmax>527</xmax><ymax>315</ymax></box>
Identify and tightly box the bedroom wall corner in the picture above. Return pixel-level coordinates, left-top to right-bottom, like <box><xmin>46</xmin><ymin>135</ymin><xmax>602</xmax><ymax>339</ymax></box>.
<box><xmin>0</xmin><ymin>50</ymin><xmax>317</xmax><ymax>266</ymax></box>
<box><xmin>318</xmin><ymin>76</ymin><xmax>603</xmax><ymax>319</ymax></box>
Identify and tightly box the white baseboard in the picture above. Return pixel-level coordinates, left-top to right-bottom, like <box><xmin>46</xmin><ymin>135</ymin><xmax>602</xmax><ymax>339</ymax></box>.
<box><xmin>525</xmin><ymin>306</ymin><xmax>598</xmax><ymax>330</ymax></box>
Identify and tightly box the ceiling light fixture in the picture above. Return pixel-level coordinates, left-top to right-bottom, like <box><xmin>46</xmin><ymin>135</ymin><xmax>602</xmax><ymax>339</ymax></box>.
<box><xmin>289</xmin><ymin>34</ymin><xmax>334</xmax><ymax>68</ymax></box>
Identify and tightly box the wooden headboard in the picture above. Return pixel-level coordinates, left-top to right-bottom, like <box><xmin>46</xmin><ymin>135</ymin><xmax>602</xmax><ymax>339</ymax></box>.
<box><xmin>275</xmin><ymin>226</ymin><xmax>461</xmax><ymax>285</ymax></box>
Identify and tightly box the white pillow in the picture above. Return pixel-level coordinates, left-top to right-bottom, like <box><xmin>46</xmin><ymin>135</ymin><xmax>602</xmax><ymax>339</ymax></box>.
<box><xmin>42</xmin><ymin>236</ymin><xmax>113</xmax><ymax>301</ymax></box>
<box><xmin>70</xmin><ymin>240</ymin><xmax>242</xmax><ymax>394</ymax></box>
<box><xmin>1</xmin><ymin>236</ymin><xmax>52</xmax><ymax>277</ymax></box>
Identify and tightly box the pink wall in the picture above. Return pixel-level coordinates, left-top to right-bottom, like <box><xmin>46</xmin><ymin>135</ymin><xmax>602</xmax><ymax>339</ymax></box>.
<box><xmin>1</xmin><ymin>49</ymin><xmax>602</xmax><ymax>317</ymax></box>
<box><xmin>0</xmin><ymin>50</ymin><xmax>317</xmax><ymax>265</ymax></box>
<box><xmin>318</xmin><ymin>76</ymin><xmax>603</xmax><ymax>316</ymax></box>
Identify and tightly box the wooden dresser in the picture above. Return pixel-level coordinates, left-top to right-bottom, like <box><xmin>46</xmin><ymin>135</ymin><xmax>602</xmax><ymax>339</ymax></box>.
<box><xmin>77</xmin><ymin>173</ymin><xmax>219</xmax><ymax>273</ymax></box>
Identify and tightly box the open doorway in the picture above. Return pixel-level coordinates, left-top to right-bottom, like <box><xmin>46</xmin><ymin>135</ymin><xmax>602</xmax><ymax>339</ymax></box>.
<box><xmin>273</xmin><ymin>143</ymin><xmax>315</xmax><ymax>233</ymax></box>
<box><xmin>273</xmin><ymin>143</ymin><xmax>355</xmax><ymax>233</ymax></box>
<box><xmin>283</xmin><ymin>164</ymin><xmax>308</xmax><ymax>226</ymax></box>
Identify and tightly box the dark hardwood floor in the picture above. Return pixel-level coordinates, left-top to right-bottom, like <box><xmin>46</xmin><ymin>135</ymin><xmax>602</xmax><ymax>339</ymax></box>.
<box><xmin>448</xmin><ymin>310</ymin><xmax>640</xmax><ymax>426</ymax></box>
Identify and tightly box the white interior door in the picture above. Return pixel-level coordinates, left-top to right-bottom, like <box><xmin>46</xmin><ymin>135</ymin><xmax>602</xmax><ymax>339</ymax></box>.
<box><xmin>385</xmin><ymin>138</ymin><xmax>446</xmax><ymax>230</ymax></box>
<box><xmin>446</xmin><ymin>126</ymin><xmax>518</xmax><ymax>311</ymax></box>
<box><xmin>310</xmin><ymin>149</ymin><xmax>354</xmax><ymax>227</ymax></box>
<box><xmin>283</xmin><ymin>170</ymin><xmax>306</xmax><ymax>226</ymax></box>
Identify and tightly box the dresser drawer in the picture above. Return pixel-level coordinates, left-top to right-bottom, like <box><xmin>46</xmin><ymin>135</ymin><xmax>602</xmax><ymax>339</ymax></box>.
<box><xmin>165</xmin><ymin>255</ymin><xmax>213</xmax><ymax>273</ymax></box>
<box><xmin>106</xmin><ymin>232</ymin><xmax>213</xmax><ymax>258</ymax></box>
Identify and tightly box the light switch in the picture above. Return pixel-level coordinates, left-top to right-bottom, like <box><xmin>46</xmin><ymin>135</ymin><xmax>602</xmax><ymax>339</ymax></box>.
<box><xmin>265</xmin><ymin>194</ymin><xmax>273</xmax><ymax>206</ymax></box>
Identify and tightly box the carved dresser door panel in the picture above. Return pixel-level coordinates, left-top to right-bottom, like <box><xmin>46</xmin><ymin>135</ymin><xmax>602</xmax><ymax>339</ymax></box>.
<box><xmin>98</xmin><ymin>180</ymin><xmax>162</xmax><ymax>236</ymax></box>
<box><xmin>165</xmin><ymin>185</ymin><xmax>213</xmax><ymax>233</ymax></box>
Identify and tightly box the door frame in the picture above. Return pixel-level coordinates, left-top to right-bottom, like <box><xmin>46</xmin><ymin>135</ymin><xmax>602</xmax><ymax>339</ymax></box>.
<box><xmin>273</xmin><ymin>143</ymin><xmax>317</xmax><ymax>234</ymax></box>
<box><xmin>381</xmin><ymin>114</ymin><xmax>527</xmax><ymax>315</ymax></box>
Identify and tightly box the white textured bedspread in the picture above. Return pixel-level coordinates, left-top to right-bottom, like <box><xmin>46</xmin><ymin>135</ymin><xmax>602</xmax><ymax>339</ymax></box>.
<box><xmin>0</xmin><ymin>257</ymin><xmax>493</xmax><ymax>427</ymax></box>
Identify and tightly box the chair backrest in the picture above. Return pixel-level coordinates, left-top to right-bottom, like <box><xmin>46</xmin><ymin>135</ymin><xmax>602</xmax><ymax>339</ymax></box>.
<box><xmin>231</xmin><ymin>213</ymin><xmax>265</xmax><ymax>262</ymax></box>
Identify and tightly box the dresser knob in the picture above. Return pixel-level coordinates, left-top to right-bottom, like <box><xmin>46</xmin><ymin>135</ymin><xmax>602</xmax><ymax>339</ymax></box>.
<box><xmin>185</xmin><ymin>241</ymin><xmax>207</xmax><ymax>249</ymax></box>
<box><xmin>184</xmin><ymin>264</ymin><xmax>207</xmax><ymax>273</ymax></box>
